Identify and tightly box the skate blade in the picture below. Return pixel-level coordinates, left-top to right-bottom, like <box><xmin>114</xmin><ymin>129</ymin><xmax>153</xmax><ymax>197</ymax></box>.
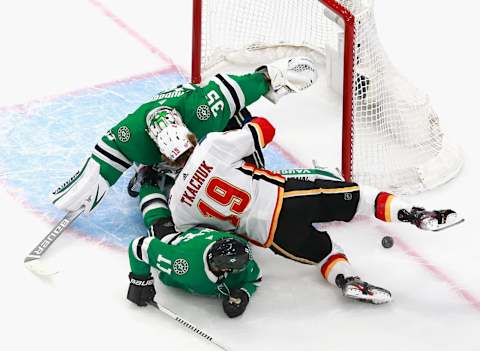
<box><xmin>344</xmin><ymin>287</ymin><xmax>392</xmax><ymax>304</ymax></box>
<box><xmin>432</xmin><ymin>217</ymin><xmax>465</xmax><ymax>232</ymax></box>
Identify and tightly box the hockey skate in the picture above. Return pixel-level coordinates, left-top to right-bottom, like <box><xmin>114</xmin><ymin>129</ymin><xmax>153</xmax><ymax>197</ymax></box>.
<box><xmin>398</xmin><ymin>207</ymin><xmax>464</xmax><ymax>231</ymax></box>
<box><xmin>335</xmin><ymin>275</ymin><xmax>392</xmax><ymax>304</ymax></box>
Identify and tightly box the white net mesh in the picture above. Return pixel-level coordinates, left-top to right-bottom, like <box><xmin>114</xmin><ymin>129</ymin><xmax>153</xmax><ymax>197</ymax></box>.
<box><xmin>197</xmin><ymin>0</ymin><xmax>463</xmax><ymax>194</ymax></box>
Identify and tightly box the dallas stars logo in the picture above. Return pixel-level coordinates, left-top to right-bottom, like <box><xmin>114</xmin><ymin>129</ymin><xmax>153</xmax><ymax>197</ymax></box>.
<box><xmin>173</xmin><ymin>258</ymin><xmax>189</xmax><ymax>275</ymax></box>
<box><xmin>196</xmin><ymin>105</ymin><xmax>211</xmax><ymax>121</ymax></box>
<box><xmin>118</xmin><ymin>126</ymin><xmax>130</xmax><ymax>143</ymax></box>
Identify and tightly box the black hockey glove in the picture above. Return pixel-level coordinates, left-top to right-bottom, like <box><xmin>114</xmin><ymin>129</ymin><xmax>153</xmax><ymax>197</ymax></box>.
<box><xmin>222</xmin><ymin>289</ymin><xmax>249</xmax><ymax>318</ymax></box>
<box><xmin>149</xmin><ymin>217</ymin><xmax>176</xmax><ymax>240</ymax></box>
<box><xmin>127</xmin><ymin>272</ymin><xmax>156</xmax><ymax>307</ymax></box>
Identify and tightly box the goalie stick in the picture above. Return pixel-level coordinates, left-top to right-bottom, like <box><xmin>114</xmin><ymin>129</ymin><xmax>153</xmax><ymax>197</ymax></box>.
<box><xmin>24</xmin><ymin>207</ymin><xmax>84</xmax><ymax>275</ymax></box>
<box><xmin>148</xmin><ymin>300</ymin><xmax>228</xmax><ymax>351</ymax></box>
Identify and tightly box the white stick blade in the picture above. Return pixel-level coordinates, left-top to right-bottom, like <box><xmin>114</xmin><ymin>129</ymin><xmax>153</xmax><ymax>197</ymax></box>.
<box><xmin>24</xmin><ymin>259</ymin><xmax>59</xmax><ymax>276</ymax></box>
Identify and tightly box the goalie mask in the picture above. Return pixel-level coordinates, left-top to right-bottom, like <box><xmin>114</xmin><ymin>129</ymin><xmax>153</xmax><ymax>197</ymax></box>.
<box><xmin>146</xmin><ymin>107</ymin><xmax>194</xmax><ymax>161</ymax></box>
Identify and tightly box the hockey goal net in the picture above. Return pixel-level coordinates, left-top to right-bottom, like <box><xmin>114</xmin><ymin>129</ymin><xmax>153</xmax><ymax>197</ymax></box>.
<box><xmin>191</xmin><ymin>0</ymin><xmax>463</xmax><ymax>194</ymax></box>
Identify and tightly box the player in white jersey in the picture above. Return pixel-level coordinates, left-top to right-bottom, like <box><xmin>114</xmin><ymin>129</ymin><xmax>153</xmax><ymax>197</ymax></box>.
<box><xmin>161</xmin><ymin>116</ymin><xmax>460</xmax><ymax>305</ymax></box>
<box><xmin>169</xmin><ymin>117</ymin><xmax>283</xmax><ymax>248</ymax></box>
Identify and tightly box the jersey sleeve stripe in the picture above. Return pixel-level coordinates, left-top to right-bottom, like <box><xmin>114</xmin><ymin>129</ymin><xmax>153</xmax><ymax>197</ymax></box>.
<box><xmin>239</xmin><ymin>163</ymin><xmax>285</xmax><ymax>186</ymax></box>
<box><xmin>93</xmin><ymin>145</ymin><xmax>131</xmax><ymax>172</ymax></box>
<box><xmin>246</xmin><ymin>124</ymin><xmax>266</xmax><ymax>163</ymax></box>
<box><xmin>221</xmin><ymin>74</ymin><xmax>245</xmax><ymax>110</ymax></box>
<box><xmin>252</xmin><ymin>150</ymin><xmax>265</xmax><ymax>169</ymax></box>
<box><xmin>215</xmin><ymin>74</ymin><xmax>243</xmax><ymax>116</ymax></box>
<box><xmin>98</xmin><ymin>139</ymin><xmax>132</xmax><ymax>166</ymax></box>
<box><xmin>132</xmin><ymin>236</ymin><xmax>153</xmax><ymax>264</ymax></box>
<box><xmin>249</xmin><ymin>118</ymin><xmax>275</xmax><ymax>146</ymax></box>
<box><xmin>248</xmin><ymin>123</ymin><xmax>265</xmax><ymax>148</ymax></box>
<box><xmin>140</xmin><ymin>193</ymin><xmax>168</xmax><ymax>208</ymax></box>
<box><xmin>92</xmin><ymin>149</ymin><xmax>127</xmax><ymax>173</ymax></box>
<box><xmin>375</xmin><ymin>192</ymin><xmax>394</xmax><ymax>222</ymax></box>
<box><xmin>142</xmin><ymin>202</ymin><xmax>168</xmax><ymax>217</ymax></box>
<box><xmin>320</xmin><ymin>253</ymin><xmax>348</xmax><ymax>279</ymax></box>
<box><xmin>212</xmin><ymin>76</ymin><xmax>236</xmax><ymax>118</ymax></box>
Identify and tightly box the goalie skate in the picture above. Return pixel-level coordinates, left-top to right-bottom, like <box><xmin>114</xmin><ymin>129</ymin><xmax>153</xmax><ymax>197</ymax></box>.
<box><xmin>336</xmin><ymin>275</ymin><xmax>392</xmax><ymax>304</ymax></box>
<box><xmin>398</xmin><ymin>207</ymin><xmax>464</xmax><ymax>232</ymax></box>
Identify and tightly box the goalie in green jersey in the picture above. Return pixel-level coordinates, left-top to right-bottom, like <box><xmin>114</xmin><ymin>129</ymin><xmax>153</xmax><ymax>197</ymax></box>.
<box><xmin>127</xmin><ymin>227</ymin><xmax>262</xmax><ymax>318</ymax></box>
<box><xmin>49</xmin><ymin>57</ymin><xmax>318</xmax><ymax>216</ymax></box>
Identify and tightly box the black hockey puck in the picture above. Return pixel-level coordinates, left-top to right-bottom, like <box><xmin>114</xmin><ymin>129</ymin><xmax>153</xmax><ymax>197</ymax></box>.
<box><xmin>381</xmin><ymin>236</ymin><xmax>394</xmax><ymax>249</ymax></box>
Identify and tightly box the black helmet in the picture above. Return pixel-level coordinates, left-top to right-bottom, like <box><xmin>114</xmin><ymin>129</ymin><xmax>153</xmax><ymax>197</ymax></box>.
<box><xmin>207</xmin><ymin>238</ymin><xmax>250</xmax><ymax>274</ymax></box>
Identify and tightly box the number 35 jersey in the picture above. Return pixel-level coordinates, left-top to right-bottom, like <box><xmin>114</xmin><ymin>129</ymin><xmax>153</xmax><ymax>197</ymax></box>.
<box><xmin>169</xmin><ymin>118</ymin><xmax>285</xmax><ymax>247</ymax></box>
<box><xmin>90</xmin><ymin>72</ymin><xmax>269</xmax><ymax>186</ymax></box>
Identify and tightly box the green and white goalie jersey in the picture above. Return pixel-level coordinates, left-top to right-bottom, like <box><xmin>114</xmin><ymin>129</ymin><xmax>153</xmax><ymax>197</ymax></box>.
<box><xmin>92</xmin><ymin>72</ymin><xmax>269</xmax><ymax>186</ymax></box>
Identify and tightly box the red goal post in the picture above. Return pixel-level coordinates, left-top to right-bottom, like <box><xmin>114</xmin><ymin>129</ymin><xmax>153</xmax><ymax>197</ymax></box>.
<box><xmin>190</xmin><ymin>0</ymin><xmax>463</xmax><ymax>194</ymax></box>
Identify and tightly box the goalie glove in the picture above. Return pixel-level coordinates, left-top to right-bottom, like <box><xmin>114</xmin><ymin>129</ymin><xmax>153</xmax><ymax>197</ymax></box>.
<box><xmin>256</xmin><ymin>56</ymin><xmax>318</xmax><ymax>103</ymax></box>
<box><xmin>49</xmin><ymin>158</ymin><xmax>109</xmax><ymax>214</ymax></box>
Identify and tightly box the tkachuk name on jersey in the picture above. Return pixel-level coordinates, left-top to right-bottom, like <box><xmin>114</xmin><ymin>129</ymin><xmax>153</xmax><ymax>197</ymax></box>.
<box><xmin>181</xmin><ymin>161</ymin><xmax>214</xmax><ymax>206</ymax></box>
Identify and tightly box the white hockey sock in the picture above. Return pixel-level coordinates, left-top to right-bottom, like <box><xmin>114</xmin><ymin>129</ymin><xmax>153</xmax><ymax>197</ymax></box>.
<box><xmin>319</xmin><ymin>243</ymin><xmax>356</xmax><ymax>286</ymax></box>
<box><xmin>357</xmin><ymin>185</ymin><xmax>411</xmax><ymax>223</ymax></box>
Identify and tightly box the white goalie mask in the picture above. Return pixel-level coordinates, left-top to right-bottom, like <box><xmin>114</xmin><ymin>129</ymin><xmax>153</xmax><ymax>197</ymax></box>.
<box><xmin>146</xmin><ymin>107</ymin><xmax>194</xmax><ymax>161</ymax></box>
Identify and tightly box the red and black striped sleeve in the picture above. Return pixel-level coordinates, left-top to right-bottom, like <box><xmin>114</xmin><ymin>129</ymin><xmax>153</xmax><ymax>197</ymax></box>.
<box><xmin>246</xmin><ymin>117</ymin><xmax>275</xmax><ymax>148</ymax></box>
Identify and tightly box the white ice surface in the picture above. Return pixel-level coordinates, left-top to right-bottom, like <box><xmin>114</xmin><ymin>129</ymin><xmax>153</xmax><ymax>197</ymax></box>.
<box><xmin>1</xmin><ymin>1</ymin><xmax>479</xmax><ymax>350</ymax></box>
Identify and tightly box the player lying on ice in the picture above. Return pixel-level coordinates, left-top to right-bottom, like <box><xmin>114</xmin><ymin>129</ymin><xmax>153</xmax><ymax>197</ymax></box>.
<box><xmin>48</xmin><ymin>56</ymin><xmax>318</xmax><ymax>215</ymax></box>
<box><xmin>127</xmin><ymin>227</ymin><xmax>261</xmax><ymax>318</ymax></box>
<box><xmin>145</xmin><ymin>115</ymin><xmax>460</xmax><ymax>305</ymax></box>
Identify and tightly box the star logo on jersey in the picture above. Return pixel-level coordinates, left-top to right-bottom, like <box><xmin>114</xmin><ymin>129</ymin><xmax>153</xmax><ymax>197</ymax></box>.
<box><xmin>173</xmin><ymin>259</ymin><xmax>189</xmax><ymax>275</ymax></box>
<box><xmin>196</xmin><ymin>105</ymin><xmax>211</xmax><ymax>121</ymax></box>
<box><xmin>117</xmin><ymin>126</ymin><xmax>130</xmax><ymax>143</ymax></box>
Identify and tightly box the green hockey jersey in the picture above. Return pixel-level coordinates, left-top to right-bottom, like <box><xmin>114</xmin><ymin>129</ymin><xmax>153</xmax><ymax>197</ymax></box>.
<box><xmin>91</xmin><ymin>72</ymin><xmax>269</xmax><ymax>186</ymax></box>
<box><xmin>129</xmin><ymin>227</ymin><xmax>262</xmax><ymax>297</ymax></box>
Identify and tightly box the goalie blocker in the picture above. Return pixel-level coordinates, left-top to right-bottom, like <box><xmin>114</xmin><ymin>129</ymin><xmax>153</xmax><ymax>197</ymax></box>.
<box><xmin>49</xmin><ymin>158</ymin><xmax>109</xmax><ymax>214</ymax></box>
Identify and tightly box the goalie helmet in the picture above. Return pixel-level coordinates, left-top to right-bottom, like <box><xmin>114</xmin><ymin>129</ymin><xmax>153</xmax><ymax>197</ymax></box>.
<box><xmin>207</xmin><ymin>238</ymin><xmax>250</xmax><ymax>274</ymax></box>
<box><xmin>146</xmin><ymin>107</ymin><xmax>194</xmax><ymax>161</ymax></box>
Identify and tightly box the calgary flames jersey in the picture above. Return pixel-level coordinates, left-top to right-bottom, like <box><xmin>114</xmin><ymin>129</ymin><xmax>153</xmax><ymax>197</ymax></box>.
<box><xmin>168</xmin><ymin>118</ymin><xmax>284</xmax><ymax>247</ymax></box>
